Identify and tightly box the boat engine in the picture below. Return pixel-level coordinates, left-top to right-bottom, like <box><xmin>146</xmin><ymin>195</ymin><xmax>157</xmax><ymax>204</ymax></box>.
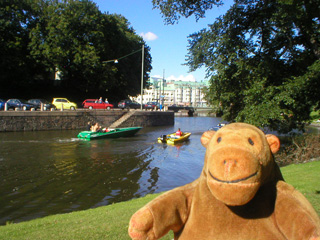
<box><xmin>159</xmin><ymin>135</ymin><xmax>167</xmax><ymax>141</ymax></box>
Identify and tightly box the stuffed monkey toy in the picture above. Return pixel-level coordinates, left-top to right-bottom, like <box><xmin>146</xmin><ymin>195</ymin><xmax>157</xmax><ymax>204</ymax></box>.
<box><xmin>129</xmin><ymin>123</ymin><xmax>320</xmax><ymax>239</ymax></box>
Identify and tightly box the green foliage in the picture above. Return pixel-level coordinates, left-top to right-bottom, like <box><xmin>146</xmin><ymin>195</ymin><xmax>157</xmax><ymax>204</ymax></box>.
<box><xmin>152</xmin><ymin>0</ymin><xmax>223</xmax><ymax>24</ymax></box>
<box><xmin>160</xmin><ymin>0</ymin><xmax>320</xmax><ymax>133</ymax></box>
<box><xmin>0</xmin><ymin>0</ymin><xmax>152</xmax><ymax>101</ymax></box>
<box><xmin>0</xmin><ymin>1</ymin><xmax>43</xmax><ymax>90</ymax></box>
<box><xmin>311</xmin><ymin>111</ymin><xmax>320</xmax><ymax>122</ymax></box>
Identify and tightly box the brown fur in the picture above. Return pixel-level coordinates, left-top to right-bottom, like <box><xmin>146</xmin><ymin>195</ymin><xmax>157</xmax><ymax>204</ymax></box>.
<box><xmin>128</xmin><ymin>123</ymin><xmax>320</xmax><ymax>239</ymax></box>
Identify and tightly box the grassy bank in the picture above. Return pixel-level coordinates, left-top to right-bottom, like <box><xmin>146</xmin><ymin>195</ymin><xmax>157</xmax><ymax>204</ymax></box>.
<box><xmin>1</xmin><ymin>161</ymin><xmax>319</xmax><ymax>240</ymax></box>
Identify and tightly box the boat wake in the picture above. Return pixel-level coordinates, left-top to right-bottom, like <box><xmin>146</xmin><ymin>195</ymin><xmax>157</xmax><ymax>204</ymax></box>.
<box><xmin>57</xmin><ymin>138</ymin><xmax>80</xmax><ymax>143</ymax></box>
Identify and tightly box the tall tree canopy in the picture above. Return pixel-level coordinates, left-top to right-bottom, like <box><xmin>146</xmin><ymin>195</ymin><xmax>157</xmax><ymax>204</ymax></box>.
<box><xmin>1</xmin><ymin>0</ymin><xmax>151</xmax><ymax>101</ymax></box>
<box><xmin>152</xmin><ymin>0</ymin><xmax>223</xmax><ymax>24</ymax></box>
<box><xmin>0</xmin><ymin>1</ymin><xmax>40</xmax><ymax>91</ymax></box>
<box><xmin>154</xmin><ymin>0</ymin><xmax>320</xmax><ymax>133</ymax></box>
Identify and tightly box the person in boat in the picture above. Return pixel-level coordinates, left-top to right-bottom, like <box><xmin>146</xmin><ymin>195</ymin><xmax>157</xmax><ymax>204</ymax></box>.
<box><xmin>175</xmin><ymin>128</ymin><xmax>183</xmax><ymax>137</ymax></box>
<box><xmin>91</xmin><ymin>122</ymin><xmax>102</xmax><ymax>132</ymax></box>
<box><xmin>86</xmin><ymin>121</ymin><xmax>92</xmax><ymax>131</ymax></box>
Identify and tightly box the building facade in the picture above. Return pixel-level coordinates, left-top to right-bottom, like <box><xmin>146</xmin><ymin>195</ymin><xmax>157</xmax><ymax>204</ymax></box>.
<box><xmin>133</xmin><ymin>77</ymin><xmax>209</xmax><ymax>107</ymax></box>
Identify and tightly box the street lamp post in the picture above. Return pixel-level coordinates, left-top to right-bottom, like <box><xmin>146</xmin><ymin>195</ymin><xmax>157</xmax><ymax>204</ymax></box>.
<box><xmin>102</xmin><ymin>45</ymin><xmax>145</xmax><ymax>110</ymax></box>
<box><xmin>140</xmin><ymin>45</ymin><xmax>144</xmax><ymax>110</ymax></box>
<box><xmin>162</xmin><ymin>69</ymin><xmax>165</xmax><ymax>110</ymax></box>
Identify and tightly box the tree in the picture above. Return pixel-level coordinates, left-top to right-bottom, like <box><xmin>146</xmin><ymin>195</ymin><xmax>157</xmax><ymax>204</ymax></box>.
<box><xmin>152</xmin><ymin>0</ymin><xmax>223</xmax><ymax>24</ymax></box>
<box><xmin>0</xmin><ymin>0</ymin><xmax>46</xmax><ymax>97</ymax></box>
<box><xmin>29</xmin><ymin>0</ymin><xmax>152</xmax><ymax>100</ymax></box>
<box><xmin>99</xmin><ymin>13</ymin><xmax>152</xmax><ymax>99</ymax></box>
<box><xmin>1</xmin><ymin>0</ymin><xmax>152</xmax><ymax>101</ymax></box>
<box><xmin>155</xmin><ymin>0</ymin><xmax>320</xmax><ymax>133</ymax></box>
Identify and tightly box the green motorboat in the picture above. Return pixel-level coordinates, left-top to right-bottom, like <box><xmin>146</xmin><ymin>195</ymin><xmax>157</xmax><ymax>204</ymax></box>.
<box><xmin>77</xmin><ymin>127</ymin><xmax>142</xmax><ymax>140</ymax></box>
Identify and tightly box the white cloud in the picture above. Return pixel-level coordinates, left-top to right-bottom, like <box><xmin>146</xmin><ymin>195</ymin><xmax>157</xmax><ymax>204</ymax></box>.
<box><xmin>140</xmin><ymin>32</ymin><xmax>158</xmax><ymax>41</ymax></box>
<box><xmin>166</xmin><ymin>74</ymin><xmax>197</xmax><ymax>82</ymax></box>
<box><xmin>152</xmin><ymin>75</ymin><xmax>162</xmax><ymax>79</ymax></box>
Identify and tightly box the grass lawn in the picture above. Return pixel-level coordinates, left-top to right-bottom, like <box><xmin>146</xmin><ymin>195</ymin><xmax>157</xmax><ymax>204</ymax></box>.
<box><xmin>280</xmin><ymin>160</ymin><xmax>320</xmax><ymax>215</ymax></box>
<box><xmin>0</xmin><ymin>161</ymin><xmax>319</xmax><ymax>240</ymax></box>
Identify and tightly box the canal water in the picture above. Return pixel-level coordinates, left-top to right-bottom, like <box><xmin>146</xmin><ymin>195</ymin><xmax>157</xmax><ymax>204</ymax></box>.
<box><xmin>0</xmin><ymin>116</ymin><xmax>223</xmax><ymax>225</ymax></box>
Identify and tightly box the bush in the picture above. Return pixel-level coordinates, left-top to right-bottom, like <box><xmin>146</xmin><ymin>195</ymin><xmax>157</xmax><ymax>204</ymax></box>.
<box><xmin>276</xmin><ymin>134</ymin><xmax>320</xmax><ymax>166</ymax></box>
<box><xmin>311</xmin><ymin>111</ymin><xmax>320</xmax><ymax>122</ymax></box>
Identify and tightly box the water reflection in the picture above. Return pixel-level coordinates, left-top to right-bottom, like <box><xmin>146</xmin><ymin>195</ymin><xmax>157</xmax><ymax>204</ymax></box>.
<box><xmin>0</xmin><ymin>117</ymin><xmax>222</xmax><ymax>225</ymax></box>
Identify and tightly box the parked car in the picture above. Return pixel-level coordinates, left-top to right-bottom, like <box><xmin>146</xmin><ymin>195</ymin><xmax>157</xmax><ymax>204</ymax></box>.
<box><xmin>118</xmin><ymin>99</ymin><xmax>141</xmax><ymax>109</ymax></box>
<box><xmin>52</xmin><ymin>98</ymin><xmax>77</xmax><ymax>110</ymax></box>
<box><xmin>0</xmin><ymin>99</ymin><xmax>5</xmax><ymax>110</ymax></box>
<box><xmin>6</xmin><ymin>99</ymin><xmax>36</xmax><ymax>111</ymax></box>
<box><xmin>28</xmin><ymin>99</ymin><xmax>56</xmax><ymax>110</ymax></box>
<box><xmin>82</xmin><ymin>99</ymin><xmax>114</xmax><ymax>110</ymax></box>
<box><xmin>168</xmin><ymin>104</ymin><xmax>184</xmax><ymax>112</ymax></box>
<box><xmin>144</xmin><ymin>102</ymin><xmax>160</xmax><ymax>110</ymax></box>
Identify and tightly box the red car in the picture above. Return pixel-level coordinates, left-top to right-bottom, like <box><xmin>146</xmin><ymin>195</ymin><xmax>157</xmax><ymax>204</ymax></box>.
<box><xmin>82</xmin><ymin>99</ymin><xmax>113</xmax><ymax>110</ymax></box>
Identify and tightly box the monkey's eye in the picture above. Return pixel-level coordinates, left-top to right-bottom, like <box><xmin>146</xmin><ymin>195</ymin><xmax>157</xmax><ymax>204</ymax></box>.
<box><xmin>248</xmin><ymin>138</ymin><xmax>254</xmax><ymax>145</ymax></box>
<box><xmin>217</xmin><ymin>137</ymin><xmax>222</xmax><ymax>143</ymax></box>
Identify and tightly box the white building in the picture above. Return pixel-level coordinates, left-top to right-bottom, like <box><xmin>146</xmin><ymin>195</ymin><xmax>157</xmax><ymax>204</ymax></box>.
<box><xmin>133</xmin><ymin>77</ymin><xmax>209</xmax><ymax>107</ymax></box>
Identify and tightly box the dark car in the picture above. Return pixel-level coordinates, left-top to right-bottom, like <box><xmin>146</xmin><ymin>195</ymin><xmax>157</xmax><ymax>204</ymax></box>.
<box><xmin>82</xmin><ymin>99</ymin><xmax>114</xmax><ymax>110</ymax></box>
<box><xmin>28</xmin><ymin>99</ymin><xmax>56</xmax><ymax>110</ymax></box>
<box><xmin>6</xmin><ymin>99</ymin><xmax>36</xmax><ymax>111</ymax></box>
<box><xmin>118</xmin><ymin>99</ymin><xmax>141</xmax><ymax>109</ymax></box>
<box><xmin>144</xmin><ymin>102</ymin><xmax>159</xmax><ymax>110</ymax></box>
<box><xmin>0</xmin><ymin>99</ymin><xmax>5</xmax><ymax>110</ymax></box>
<box><xmin>168</xmin><ymin>104</ymin><xmax>184</xmax><ymax>112</ymax></box>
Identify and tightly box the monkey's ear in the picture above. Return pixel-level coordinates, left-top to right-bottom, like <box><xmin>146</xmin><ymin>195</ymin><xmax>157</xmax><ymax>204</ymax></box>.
<box><xmin>266</xmin><ymin>134</ymin><xmax>280</xmax><ymax>153</ymax></box>
<box><xmin>201</xmin><ymin>131</ymin><xmax>216</xmax><ymax>148</ymax></box>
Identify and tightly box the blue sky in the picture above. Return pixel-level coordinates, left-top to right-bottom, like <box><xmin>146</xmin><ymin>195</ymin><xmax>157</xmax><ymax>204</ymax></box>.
<box><xmin>92</xmin><ymin>0</ymin><xmax>231</xmax><ymax>82</ymax></box>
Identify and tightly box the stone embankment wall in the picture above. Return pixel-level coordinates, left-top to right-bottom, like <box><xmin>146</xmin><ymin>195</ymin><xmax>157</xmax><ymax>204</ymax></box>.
<box><xmin>0</xmin><ymin>110</ymin><xmax>174</xmax><ymax>132</ymax></box>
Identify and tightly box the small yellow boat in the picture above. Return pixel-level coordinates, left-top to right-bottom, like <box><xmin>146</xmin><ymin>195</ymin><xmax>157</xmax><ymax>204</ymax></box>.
<box><xmin>158</xmin><ymin>132</ymin><xmax>191</xmax><ymax>145</ymax></box>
